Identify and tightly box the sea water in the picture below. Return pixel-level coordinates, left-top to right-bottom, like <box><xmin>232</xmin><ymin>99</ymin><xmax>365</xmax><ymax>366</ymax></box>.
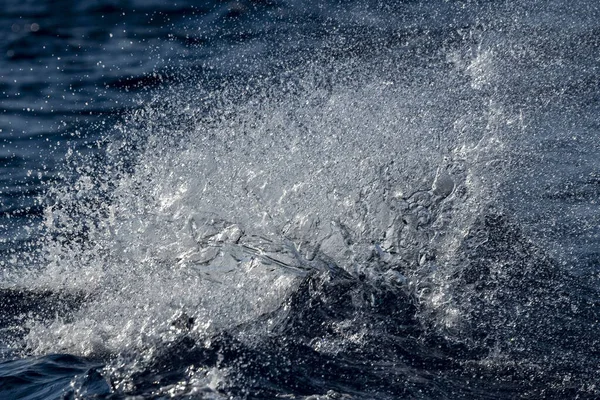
<box><xmin>1</xmin><ymin>0</ymin><xmax>599</xmax><ymax>398</ymax></box>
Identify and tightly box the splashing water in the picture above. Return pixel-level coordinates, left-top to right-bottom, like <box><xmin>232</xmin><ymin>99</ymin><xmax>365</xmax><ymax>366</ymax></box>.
<box><xmin>12</xmin><ymin>54</ymin><xmax>498</xmax><ymax>352</ymax></box>
<box><xmin>2</xmin><ymin>2</ymin><xmax>600</xmax><ymax>398</ymax></box>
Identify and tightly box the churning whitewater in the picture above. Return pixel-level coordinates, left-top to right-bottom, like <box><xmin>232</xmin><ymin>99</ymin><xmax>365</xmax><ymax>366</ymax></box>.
<box><xmin>1</xmin><ymin>0</ymin><xmax>599</xmax><ymax>399</ymax></box>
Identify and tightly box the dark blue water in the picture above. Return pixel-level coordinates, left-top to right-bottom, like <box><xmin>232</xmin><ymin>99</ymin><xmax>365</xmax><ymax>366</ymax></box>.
<box><xmin>1</xmin><ymin>1</ymin><xmax>600</xmax><ymax>399</ymax></box>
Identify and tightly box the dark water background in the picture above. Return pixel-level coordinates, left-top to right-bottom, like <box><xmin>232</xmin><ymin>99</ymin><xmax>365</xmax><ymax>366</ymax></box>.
<box><xmin>1</xmin><ymin>0</ymin><xmax>600</xmax><ymax>399</ymax></box>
